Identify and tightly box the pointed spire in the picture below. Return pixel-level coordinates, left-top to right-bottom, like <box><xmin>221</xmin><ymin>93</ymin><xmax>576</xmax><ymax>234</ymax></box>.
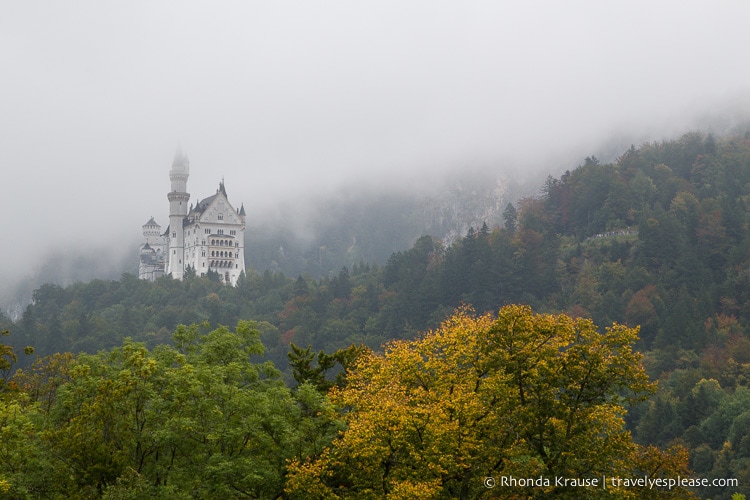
<box><xmin>219</xmin><ymin>178</ymin><xmax>227</xmax><ymax>196</ymax></box>
<box><xmin>239</xmin><ymin>203</ymin><xmax>246</xmax><ymax>216</ymax></box>
<box><xmin>171</xmin><ymin>147</ymin><xmax>189</xmax><ymax>174</ymax></box>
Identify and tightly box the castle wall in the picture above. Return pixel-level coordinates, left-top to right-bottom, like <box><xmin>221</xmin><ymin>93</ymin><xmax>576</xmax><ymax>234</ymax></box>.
<box><xmin>140</xmin><ymin>152</ymin><xmax>245</xmax><ymax>286</ymax></box>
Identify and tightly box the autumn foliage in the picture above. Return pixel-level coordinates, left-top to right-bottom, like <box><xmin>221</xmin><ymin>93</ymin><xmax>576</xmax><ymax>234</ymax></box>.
<box><xmin>286</xmin><ymin>305</ymin><xmax>693</xmax><ymax>499</ymax></box>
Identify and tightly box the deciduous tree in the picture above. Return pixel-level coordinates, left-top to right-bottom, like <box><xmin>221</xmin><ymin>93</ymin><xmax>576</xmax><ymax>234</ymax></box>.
<box><xmin>286</xmin><ymin>305</ymin><xmax>693</xmax><ymax>499</ymax></box>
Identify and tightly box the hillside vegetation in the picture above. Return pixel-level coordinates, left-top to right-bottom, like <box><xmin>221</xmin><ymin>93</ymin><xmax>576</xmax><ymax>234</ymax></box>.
<box><xmin>3</xmin><ymin>130</ymin><xmax>750</xmax><ymax>497</ymax></box>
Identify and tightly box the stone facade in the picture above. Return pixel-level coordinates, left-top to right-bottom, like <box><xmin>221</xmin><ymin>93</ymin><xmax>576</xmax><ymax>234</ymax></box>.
<box><xmin>139</xmin><ymin>150</ymin><xmax>246</xmax><ymax>285</ymax></box>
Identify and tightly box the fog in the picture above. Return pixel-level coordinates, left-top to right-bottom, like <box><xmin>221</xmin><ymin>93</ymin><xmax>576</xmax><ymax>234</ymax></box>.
<box><xmin>2</xmin><ymin>1</ymin><xmax>750</xmax><ymax>309</ymax></box>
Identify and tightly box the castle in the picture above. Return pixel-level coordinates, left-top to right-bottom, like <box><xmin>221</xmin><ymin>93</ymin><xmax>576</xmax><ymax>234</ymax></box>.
<box><xmin>139</xmin><ymin>150</ymin><xmax>246</xmax><ymax>285</ymax></box>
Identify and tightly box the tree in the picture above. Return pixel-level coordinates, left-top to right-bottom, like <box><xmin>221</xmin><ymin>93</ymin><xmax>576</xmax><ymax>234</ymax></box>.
<box><xmin>286</xmin><ymin>305</ymin><xmax>693</xmax><ymax>499</ymax></box>
<box><xmin>0</xmin><ymin>329</ymin><xmax>33</xmax><ymax>393</ymax></box>
<box><xmin>22</xmin><ymin>322</ymin><xmax>319</xmax><ymax>498</ymax></box>
<box><xmin>288</xmin><ymin>342</ymin><xmax>370</xmax><ymax>392</ymax></box>
<box><xmin>183</xmin><ymin>263</ymin><xmax>197</xmax><ymax>279</ymax></box>
<box><xmin>503</xmin><ymin>202</ymin><xmax>517</xmax><ymax>233</ymax></box>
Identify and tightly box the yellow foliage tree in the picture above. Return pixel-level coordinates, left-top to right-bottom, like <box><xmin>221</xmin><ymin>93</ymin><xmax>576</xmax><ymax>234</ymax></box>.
<box><xmin>286</xmin><ymin>305</ymin><xmax>694</xmax><ymax>499</ymax></box>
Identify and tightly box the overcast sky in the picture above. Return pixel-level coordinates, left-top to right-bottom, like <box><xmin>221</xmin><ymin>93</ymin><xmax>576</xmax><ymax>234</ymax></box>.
<box><xmin>2</xmin><ymin>1</ymin><xmax>750</xmax><ymax>294</ymax></box>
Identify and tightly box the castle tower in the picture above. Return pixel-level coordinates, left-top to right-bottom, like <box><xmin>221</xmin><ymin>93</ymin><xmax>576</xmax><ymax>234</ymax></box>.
<box><xmin>138</xmin><ymin>216</ymin><xmax>166</xmax><ymax>281</ymax></box>
<box><xmin>141</xmin><ymin>217</ymin><xmax>162</xmax><ymax>246</ymax></box>
<box><xmin>167</xmin><ymin>149</ymin><xmax>190</xmax><ymax>279</ymax></box>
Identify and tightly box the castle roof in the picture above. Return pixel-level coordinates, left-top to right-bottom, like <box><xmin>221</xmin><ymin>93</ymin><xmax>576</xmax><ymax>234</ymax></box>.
<box><xmin>143</xmin><ymin>216</ymin><xmax>160</xmax><ymax>227</ymax></box>
<box><xmin>191</xmin><ymin>181</ymin><xmax>231</xmax><ymax>215</ymax></box>
<box><xmin>193</xmin><ymin>193</ymin><xmax>219</xmax><ymax>214</ymax></box>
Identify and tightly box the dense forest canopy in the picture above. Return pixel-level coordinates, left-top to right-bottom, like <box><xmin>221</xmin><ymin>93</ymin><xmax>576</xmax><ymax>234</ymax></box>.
<box><xmin>4</xmin><ymin>130</ymin><xmax>750</xmax><ymax>497</ymax></box>
<box><xmin>1</xmin><ymin>309</ymin><xmax>696</xmax><ymax>499</ymax></box>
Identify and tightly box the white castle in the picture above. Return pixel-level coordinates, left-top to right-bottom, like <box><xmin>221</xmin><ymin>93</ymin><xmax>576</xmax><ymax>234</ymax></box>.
<box><xmin>139</xmin><ymin>150</ymin><xmax>246</xmax><ymax>285</ymax></box>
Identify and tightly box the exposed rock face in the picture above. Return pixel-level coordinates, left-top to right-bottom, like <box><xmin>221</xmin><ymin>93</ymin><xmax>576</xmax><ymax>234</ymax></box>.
<box><xmin>245</xmin><ymin>168</ymin><xmax>533</xmax><ymax>278</ymax></box>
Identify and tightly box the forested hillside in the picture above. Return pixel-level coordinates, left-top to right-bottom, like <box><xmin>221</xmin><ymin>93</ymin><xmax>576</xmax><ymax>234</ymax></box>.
<box><xmin>0</xmin><ymin>167</ymin><xmax>523</xmax><ymax>321</ymax></box>
<box><xmin>4</xmin><ymin>130</ymin><xmax>750</xmax><ymax>497</ymax></box>
<box><xmin>220</xmin><ymin>167</ymin><xmax>523</xmax><ymax>279</ymax></box>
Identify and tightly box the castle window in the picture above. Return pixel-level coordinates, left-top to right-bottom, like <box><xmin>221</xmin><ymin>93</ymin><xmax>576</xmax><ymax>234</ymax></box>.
<box><xmin>230</xmin><ymin>230</ymin><xmax>236</xmax><ymax>235</ymax></box>
<box><xmin>218</xmin><ymin>214</ymin><xmax>224</xmax><ymax>220</ymax></box>
<box><xmin>205</xmin><ymin>229</ymin><xmax>210</xmax><ymax>234</ymax></box>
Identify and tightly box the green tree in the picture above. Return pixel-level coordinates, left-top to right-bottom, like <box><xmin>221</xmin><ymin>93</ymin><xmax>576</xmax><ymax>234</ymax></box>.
<box><xmin>0</xmin><ymin>329</ymin><xmax>33</xmax><ymax>393</ymax></box>
<box><xmin>503</xmin><ymin>202</ymin><xmax>517</xmax><ymax>232</ymax></box>
<box><xmin>288</xmin><ymin>342</ymin><xmax>369</xmax><ymax>392</ymax></box>
<box><xmin>12</xmin><ymin>321</ymin><xmax>332</xmax><ymax>498</ymax></box>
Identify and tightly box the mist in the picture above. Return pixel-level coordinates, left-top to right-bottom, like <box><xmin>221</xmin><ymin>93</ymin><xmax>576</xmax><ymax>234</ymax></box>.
<box><xmin>2</xmin><ymin>1</ymin><xmax>750</xmax><ymax>311</ymax></box>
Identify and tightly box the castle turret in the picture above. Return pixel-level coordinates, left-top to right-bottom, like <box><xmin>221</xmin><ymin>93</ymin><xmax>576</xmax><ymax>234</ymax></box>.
<box><xmin>167</xmin><ymin>149</ymin><xmax>190</xmax><ymax>279</ymax></box>
<box><xmin>142</xmin><ymin>217</ymin><xmax>162</xmax><ymax>246</ymax></box>
<box><xmin>139</xmin><ymin>216</ymin><xmax>166</xmax><ymax>281</ymax></box>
